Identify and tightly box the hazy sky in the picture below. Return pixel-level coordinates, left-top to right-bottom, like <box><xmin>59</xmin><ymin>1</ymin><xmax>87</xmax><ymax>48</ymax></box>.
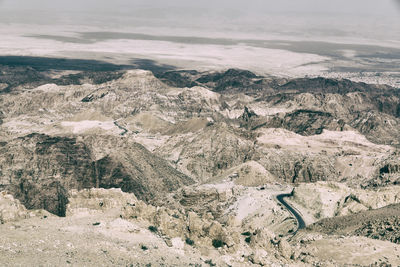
<box><xmin>0</xmin><ymin>0</ymin><xmax>399</xmax><ymax>17</ymax></box>
<box><xmin>0</xmin><ymin>0</ymin><xmax>399</xmax><ymax>41</ymax></box>
<box><xmin>0</xmin><ymin>0</ymin><xmax>398</xmax><ymax>77</ymax></box>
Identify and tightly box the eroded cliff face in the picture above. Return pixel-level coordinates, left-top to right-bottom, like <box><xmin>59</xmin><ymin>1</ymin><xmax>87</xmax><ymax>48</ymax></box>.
<box><xmin>0</xmin><ymin>133</ymin><xmax>193</xmax><ymax>216</ymax></box>
<box><xmin>159</xmin><ymin>70</ymin><xmax>400</xmax><ymax>146</ymax></box>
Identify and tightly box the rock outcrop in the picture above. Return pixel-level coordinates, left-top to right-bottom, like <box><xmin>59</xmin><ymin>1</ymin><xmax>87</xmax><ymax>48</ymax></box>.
<box><xmin>0</xmin><ymin>191</ymin><xmax>29</xmax><ymax>224</ymax></box>
<box><xmin>0</xmin><ymin>133</ymin><xmax>193</xmax><ymax>216</ymax></box>
<box><xmin>309</xmin><ymin>203</ymin><xmax>400</xmax><ymax>244</ymax></box>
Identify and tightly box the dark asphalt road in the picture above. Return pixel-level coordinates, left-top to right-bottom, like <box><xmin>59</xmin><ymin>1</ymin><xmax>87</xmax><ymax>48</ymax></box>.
<box><xmin>276</xmin><ymin>193</ymin><xmax>306</xmax><ymax>232</ymax></box>
<box><xmin>114</xmin><ymin>121</ymin><xmax>128</xmax><ymax>136</ymax></box>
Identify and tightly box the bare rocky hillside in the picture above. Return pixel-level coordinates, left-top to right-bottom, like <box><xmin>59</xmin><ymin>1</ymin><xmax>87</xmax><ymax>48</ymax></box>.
<box><xmin>1</xmin><ymin>61</ymin><xmax>399</xmax><ymax>266</ymax></box>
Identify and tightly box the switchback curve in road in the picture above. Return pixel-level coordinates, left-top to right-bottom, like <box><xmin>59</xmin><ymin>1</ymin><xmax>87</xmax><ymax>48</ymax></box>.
<box><xmin>276</xmin><ymin>193</ymin><xmax>306</xmax><ymax>233</ymax></box>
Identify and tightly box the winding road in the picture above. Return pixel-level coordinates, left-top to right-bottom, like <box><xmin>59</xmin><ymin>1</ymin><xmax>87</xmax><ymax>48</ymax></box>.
<box><xmin>276</xmin><ymin>193</ymin><xmax>306</xmax><ymax>233</ymax></box>
<box><xmin>114</xmin><ymin>121</ymin><xmax>128</xmax><ymax>136</ymax></box>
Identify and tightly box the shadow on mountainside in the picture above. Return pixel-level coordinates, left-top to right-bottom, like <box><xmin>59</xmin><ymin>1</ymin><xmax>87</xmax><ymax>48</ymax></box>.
<box><xmin>0</xmin><ymin>55</ymin><xmax>176</xmax><ymax>72</ymax></box>
<box><xmin>0</xmin><ymin>56</ymin><xmax>177</xmax><ymax>93</ymax></box>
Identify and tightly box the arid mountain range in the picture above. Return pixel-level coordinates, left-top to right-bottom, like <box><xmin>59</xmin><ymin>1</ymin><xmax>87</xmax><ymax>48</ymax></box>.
<box><xmin>0</xmin><ymin>58</ymin><xmax>399</xmax><ymax>266</ymax></box>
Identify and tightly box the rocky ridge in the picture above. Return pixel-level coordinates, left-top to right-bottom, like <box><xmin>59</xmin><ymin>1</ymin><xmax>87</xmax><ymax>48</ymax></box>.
<box><xmin>308</xmin><ymin>203</ymin><xmax>400</xmax><ymax>244</ymax></box>
<box><xmin>1</xmin><ymin>67</ymin><xmax>399</xmax><ymax>214</ymax></box>
<box><xmin>0</xmin><ymin>133</ymin><xmax>193</xmax><ymax>216</ymax></box>
<box><xmin>1</xmin><ymin>62</ymin><xmax>400</xmax><ymax>266</ymax></box>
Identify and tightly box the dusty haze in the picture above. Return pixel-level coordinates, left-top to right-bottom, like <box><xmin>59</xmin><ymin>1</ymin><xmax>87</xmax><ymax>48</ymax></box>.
<box><xmin>0</xmin><ymin>0</ymin><xmax>399</xmax><ymax>38</ymax></box>
<box><xmin>0</xmin><ymin>0</ymin><xmax>399</xmax><ymax>82</ymax></box>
